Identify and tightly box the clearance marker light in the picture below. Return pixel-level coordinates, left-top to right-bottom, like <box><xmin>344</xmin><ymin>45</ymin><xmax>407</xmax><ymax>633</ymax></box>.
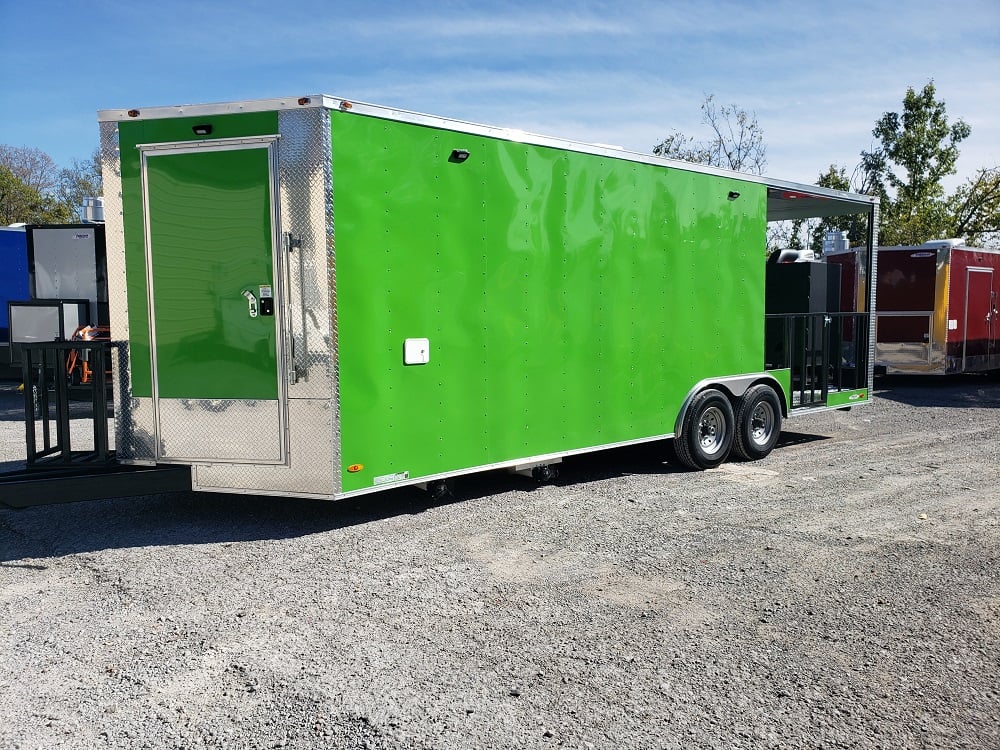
<box><xmin>347</xmin><ymin>464</ymin><xmax>364</xmax><ymax>473</ymax></box>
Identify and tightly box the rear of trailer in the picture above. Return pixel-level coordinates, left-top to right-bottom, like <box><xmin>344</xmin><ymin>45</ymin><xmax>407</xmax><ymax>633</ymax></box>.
<box><xmin>1</xmin><ymin>226</ymin><xmax>28</xmax><ymax>376</ymax></box>
<box><xmin>875</xmin><ymin>241</ymin><xmax>1000</xmax><ymax>374</ymax></box>
<box><xmin>96</xmin><ymin>95</ymin><xmax>879</xmax><ymax>500</ymax></box>
<box><xmin>1</xmin><ymin>228</ymin><xmax>29</xmax><ymax>340</ymax></box>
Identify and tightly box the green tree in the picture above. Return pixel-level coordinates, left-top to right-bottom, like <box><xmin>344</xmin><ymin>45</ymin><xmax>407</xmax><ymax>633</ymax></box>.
<box><xmin>0</xmin><ymin>144</ymin><xmax>98</xmax><ymax>224</ymax></box>
<box><xmin>0</xmin><ymin>163</ymin><xmax>74</xmax><ymax>224</ymax></box>
<box><xmin>0</xmin><ymin>145</ymin><xmax>61</xmax><ymax>195</ymax></box>
<box><xmin>945</xmin><ymin>166</ymin><xmax>1000</xmax><ymax>247</ymax></box>
<box><xmin>860</xmin><ymin>81</ymin><xmax>972</xmax><ymax>245</ymax></box>
<box><xmin>57</xmin><ymin>148</ymin><xmax>103</xmax><ymax>220</ymax></box>
<box><xmin>0</xmin><ymin>164</ymin><xmax>38</xmax><ymax>224</ymax></box>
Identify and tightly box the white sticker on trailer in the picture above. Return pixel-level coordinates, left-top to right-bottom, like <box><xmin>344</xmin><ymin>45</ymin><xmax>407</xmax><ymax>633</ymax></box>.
<box><xmin>949</xmin><ymin>319</ymin><xmax>958</xmax><ymax>330</ymax></box>
<box><xmin>374</xmin><ymin>471</ymin><xmax>410</xmax><ymax>486</ymax></box>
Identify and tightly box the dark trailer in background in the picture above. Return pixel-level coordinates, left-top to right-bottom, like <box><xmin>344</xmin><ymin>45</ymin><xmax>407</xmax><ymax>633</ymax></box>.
<box><xmin>26</xmin><ymin>224</ymin><xmax>109</xmax><ymax>330</ymax></box>
<box><xmin>873</xmin><ymin>241</ymin><xmax>999</xmax><ymax>375</ymax></box>
<box><xmin>7</xmin><ymin>224</ymin><xmax>109</xmax><ymax>379</ymax></box>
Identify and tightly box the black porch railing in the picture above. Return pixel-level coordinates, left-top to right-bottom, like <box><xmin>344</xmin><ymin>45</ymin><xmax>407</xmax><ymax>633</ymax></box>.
<box><xmin>765</xmin><ymin>312</ymin><xmax>870</xmax><ymax>408</ymax></box>
<box><xmin>19</xmin><ymin>341</ymin><xmax>113</xmax><ymax>468</ymax></box>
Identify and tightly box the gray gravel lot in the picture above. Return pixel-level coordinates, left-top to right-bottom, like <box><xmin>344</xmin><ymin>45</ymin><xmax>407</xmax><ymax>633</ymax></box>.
<box><xmin>1</xmin><ymin>376</ymin><xmax>999</xmax><ymax>749</ymax></box>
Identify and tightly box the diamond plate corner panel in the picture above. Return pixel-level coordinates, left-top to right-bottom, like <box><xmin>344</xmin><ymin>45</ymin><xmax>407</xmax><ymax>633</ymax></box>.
<box><xmin>277</xmin><ymin>107</ymin><xmax>340</xmax><ymax>493</ymax></box>
<box><xmin>192</xmin><ymin>399</ymin><xmax>336</xmax><ymax>496</ymax></box>
<box><xmin>277</xmin><ymin>107</ymin><xmax>335</xmax><ymax>401</ymax></box>
<box><xmin>157</xmin><ymin>398</ymin><xmax>284</xmax><ymax>463</ymax></box>
<box><xmin>101</xmin><ymin>120</ymin><xmax>156</xmax><ymax>462</ymax></box>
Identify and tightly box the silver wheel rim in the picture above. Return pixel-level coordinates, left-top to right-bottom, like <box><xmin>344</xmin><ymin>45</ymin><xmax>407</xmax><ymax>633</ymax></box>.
<box><xmin>749</xmin><ymin>401</ymin><xmax>776</xmax><ymax>447</ymax></box>
<box><xmin>698</xmin><ymin>406</ymin><xmax>728</xmax><ymax>456</ymax></box>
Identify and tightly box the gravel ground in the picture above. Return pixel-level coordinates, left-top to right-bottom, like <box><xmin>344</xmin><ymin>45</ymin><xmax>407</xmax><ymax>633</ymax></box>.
<box><xmin>1</xmin><ymin>375</ymin><xmax>998</xmax><ymax>749</ymax></box>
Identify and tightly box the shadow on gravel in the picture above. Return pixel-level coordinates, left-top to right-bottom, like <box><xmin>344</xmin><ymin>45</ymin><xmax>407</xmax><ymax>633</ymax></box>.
<box><xmin>774</xmin><ymin>431</ymin><xmax>830</xmax><ymax>449</ymax></box>
<box><xmin>0</xmin><ymin>434</ymin><xmax>840</xmax><ymax>561</ymax></box>
<box><xmin>0</xmin><ymin>448</ymin><xmax>676</xmax><ymax>561</ymax></box>
<box><xmin>875</xmin><ymin>374</ymin><xmax>1000</xmax><ymax>409</ymax></box>
<box><xmin>0</xmin><ymin>380</ymin><xmax>109</xmax><ymax>423</ymax></box>
<box><xmin>0</xmin><ymin>487</ymin><xmax>432</xmax><ymax>561</ymax></box>
<box><xmin>0</xmin><ymin>380</ymin><xmax>25</xmax><ymax>422</ymax></box>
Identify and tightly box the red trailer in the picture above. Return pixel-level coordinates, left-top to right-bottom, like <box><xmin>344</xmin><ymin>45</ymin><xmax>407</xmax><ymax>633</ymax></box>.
<box><xmin>871</xmin><ymin>240</ymin><xmax>1000</xmax><ymax>374</ymax></box>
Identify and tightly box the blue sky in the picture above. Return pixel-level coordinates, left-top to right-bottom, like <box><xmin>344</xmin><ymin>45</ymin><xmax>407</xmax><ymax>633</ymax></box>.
<box><xmin>2</xmin><ymin>0</ymin><xmax>997</xmax><ymax>191</ymax></box>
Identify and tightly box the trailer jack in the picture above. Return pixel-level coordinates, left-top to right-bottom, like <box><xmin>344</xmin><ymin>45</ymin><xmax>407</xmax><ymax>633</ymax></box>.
<box><xmin>510</xmin><ymin>460</ymin><xmax>562</xmax><ymax>483</ymax></box>
<box><xmin>415</xmin><ymin>479</ymin><xmax>454</xmax><ymax>501</ymax></box>
<box><xmin>531</xmin><ymin>464</ymin><xmax>559</xmax><ymax>483</ymax></box>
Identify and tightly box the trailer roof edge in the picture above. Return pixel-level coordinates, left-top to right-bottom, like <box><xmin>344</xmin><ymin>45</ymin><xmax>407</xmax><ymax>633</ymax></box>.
<box><xmin>97</xmin><ymin>94</ymin><xmax>877</xmax><ymax>215</ymax></box>
<box><xmin>97</xmin><ymin>94</ymin><xmax>334</xmax><ymax>122</ymax></box>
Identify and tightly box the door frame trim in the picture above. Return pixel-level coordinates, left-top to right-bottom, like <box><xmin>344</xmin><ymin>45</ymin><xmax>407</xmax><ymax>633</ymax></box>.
<box><xmin>139</xmin><ymin>135</ymin><xmax>289</xmax><ymax>465</ymax></box>
<box><xmin>137</xmin><ymin>135</ymin><xmax>281</xmax><ymax>154</ymax></box>
<box><xmin>963</xmin><ymin>266</ymin><xmax>994</xmax><ymax>370</ymax></box>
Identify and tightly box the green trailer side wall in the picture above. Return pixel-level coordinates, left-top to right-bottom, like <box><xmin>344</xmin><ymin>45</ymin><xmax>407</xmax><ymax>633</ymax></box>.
<box><xmin>116</xmin><ymin>112</ymin><xmax>279</xmax><ymax>398</ymax></box>
<box><xmin>332</xmin><ymin>113</ymin><xmax>766</xmax><ymax>492</ymax></box>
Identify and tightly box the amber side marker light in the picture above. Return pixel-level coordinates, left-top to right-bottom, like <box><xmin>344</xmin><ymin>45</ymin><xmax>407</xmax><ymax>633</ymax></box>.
<box><xmin>127</xmin><ymin>109</ymin><xmax>140</xmax><ymax>118</ymax></box>
<box><xmin>347</xmin><ymin>464</ymin><xmax>364</xmax><ymax>473</ymax></box>
<box><xmin>339</xmin><ymin>100</ymin><xmax>353</xmax><ymax>111</ymax></box>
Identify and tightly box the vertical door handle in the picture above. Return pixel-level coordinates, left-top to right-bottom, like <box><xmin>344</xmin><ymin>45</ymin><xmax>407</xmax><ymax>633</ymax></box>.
<box><xmin>242</xmin><ymin>289</ymin><xmax>259</xmax><ymax>318</ymax></box>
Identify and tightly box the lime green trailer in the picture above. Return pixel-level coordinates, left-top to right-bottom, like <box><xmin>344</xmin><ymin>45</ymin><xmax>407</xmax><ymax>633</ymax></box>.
<box><xmin>97</xmin><ymin>95</ymin><xmax>878</xmax><ymax>499</ymax></box>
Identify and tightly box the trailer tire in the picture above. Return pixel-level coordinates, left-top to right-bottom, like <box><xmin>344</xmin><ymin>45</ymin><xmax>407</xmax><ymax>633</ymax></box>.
<box><xmin>674</xmin><ymin>389</ymin><xmax>735</xmax><ymax>470</ymax></box>
<box><xmin>732</xmin><ymin>384</ymin><xmax>782</xmax><ymax>461</ymax></box>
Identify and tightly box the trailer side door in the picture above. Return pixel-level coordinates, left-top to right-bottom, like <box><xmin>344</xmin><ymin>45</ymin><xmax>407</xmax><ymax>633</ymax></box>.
<box><xmin>140</xmin><ymin>139</ymin><xmax>287</xmax><ymax>464</ymax></box>
<box><xmin>964</xmin><ymin>267</ymin><xmax>995</xmax><ymax>372</ymax></box>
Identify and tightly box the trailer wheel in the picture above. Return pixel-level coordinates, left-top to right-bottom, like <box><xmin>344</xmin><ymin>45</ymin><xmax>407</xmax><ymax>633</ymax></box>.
<box><xmin>675</xmin><ymin>389</ymin><xmax>735</xmax><ymax>470</ymax></box>
<box><xmin>733</xmin><ymin>384</ymin><xmax>782</xmax><ymax>461</ymax></box>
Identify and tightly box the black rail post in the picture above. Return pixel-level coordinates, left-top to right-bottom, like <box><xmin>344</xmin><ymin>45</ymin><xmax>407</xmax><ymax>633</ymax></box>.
<box><xmin>821</xmin><ymin>315</ymin><xmax>831</xmax><ymax>402</ymax></box>
<box><xmin>91</xmin><ymin>344</ymin><xmax>110</xmax><ymax>463</ymax></box>
<box><xmin>21</xmin><ymin>348</ymin><xmax>36</xmax><ymax>464</ymax></box>
<box><xmin>19</xmin><ymin>341</ymin><xmax>114</xmax><ymax>468</ymax></box>
<box><xmin>39</xmin><ymin>349</ymin><xmax>53</xmax><ymax>454</ymax></box>
<box><xmin>54</xmin><ymin>350</ymin><xmax>71</xmax><ymax>462</ymax></box>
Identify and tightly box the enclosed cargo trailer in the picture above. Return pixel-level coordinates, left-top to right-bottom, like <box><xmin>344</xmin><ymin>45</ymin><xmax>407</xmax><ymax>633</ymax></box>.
<box><xmin>873</xmin><ymin>241</ymin><xmax>999</xmax><ymax>374</ymax></box>
<box><xmin>1</xmin><ymin>227</ymin><xmax>29</xmax><ymax>349</ymax></box>
<box><xmin>96</xmin><ymin>95</ymin><xmax>879</xmax><ymax>500</ymax></box>
<box><xmin>25</xmin><ymin>223</ymin><xmax>109</xmax><ymax>330</ymax></box>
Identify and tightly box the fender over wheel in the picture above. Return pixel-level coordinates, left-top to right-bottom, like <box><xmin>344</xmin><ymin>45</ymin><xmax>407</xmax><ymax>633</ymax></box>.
<box><xmin>732</xmin><ymin>384</ymin><xmax>783</xmax><ymax>461</ymax></box>
<box><xmin>674</xmin><ymin>388</ymin><xmax>735</xmax><ymax>470</ymax></box>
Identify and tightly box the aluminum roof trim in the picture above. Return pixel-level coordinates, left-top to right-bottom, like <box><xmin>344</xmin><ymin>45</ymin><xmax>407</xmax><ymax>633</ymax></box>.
<box><xmin>97</xmin><ymin>95</ymin><xmax>334</xmax><ymax>122</ymax></box>
<box><xmin>98</xmin><ymin>94</ymin><xmax>878</xmax><ymax>218</ymax></box>
<box><xmin>878</xmin><ymin>243</ymin><xmax>1000</xmax><ymax>254</ymax></box>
